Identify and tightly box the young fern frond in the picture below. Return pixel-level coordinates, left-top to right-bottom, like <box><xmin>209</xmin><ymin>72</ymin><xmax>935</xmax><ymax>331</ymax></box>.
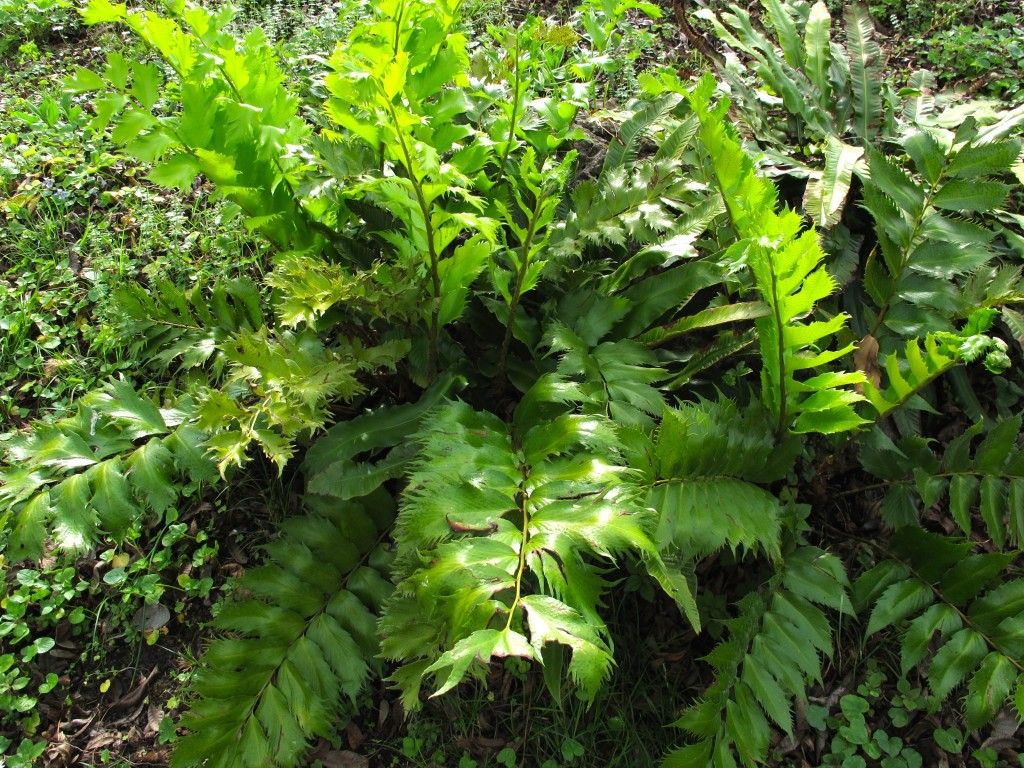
<box><xmin>171</xmin><ymin>490</ymin><xmax>395</xmax><ymax>768</ymax></box>
<box><xmin>687</xmin><ymin>76</ymin><xmax>866</xmax><ymax>437</ymax></box>
<box><xmin>666</xmin><ymin>548</ymin><xmax>850</xmax><ymax>767</ymax></box>
<box><xmin>860</xmin><ymin>333</ymin><xmax>960</xmax><ymax>418</ymax></box>
<box><xmin>853</xmin><ymin>527</ymin><xmax>1024</xmax><ymax>730</ymax></box>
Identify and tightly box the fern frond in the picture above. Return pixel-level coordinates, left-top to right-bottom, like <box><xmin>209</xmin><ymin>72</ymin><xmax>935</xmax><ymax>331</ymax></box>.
<box><xmin>902</xmin><ymin>69</ymin><xmax>936</xmax><ymax>123</ymax></box>
<box><xmin>636</xmin><ymin>302</ymin><xmax>769</xmax><ymax>347</ymax></box>
<box><xmin>0</xmin><ymin>386</ymin><xmax>215</xmax><ymax>559</ymax></box>
<box><xmin>687</xmin><ymin>76</ymin><xmax>866</xmax><ymax>436</ymax></box>
<box><xmin>602</xmin><ymin>93</ymin><xmax>682</xmax><ymax>175</ymax></box>
<box><xmin>651</xmin><ymin>400</ymin><xmax>798</xmax><ymax>565</ymax></box>
<box><xmin>548</xmin><ymin>323</ymin><xmax>666</xmax><ymax>430</ymax></box>
<box><xmin>802</xmin><ymin>136</ymin><xmax>863</xmax><ymax>229</ymax></box>
<box><xmin>381</xmin><ymin>370</ymin><xmax>692</xmax><ymax>707</ymax></box>
<box><xmin>859</xmin><ymin>415</ymin><xmax>1024</xmax><ymax>545</ymax></box>
<box><xmin>859</xmin><ymin>132</ymin><xmax>1019</xmax><ymax>340</ymax></box>
<box><xmin>852</xmin><ymin>526</ymin><xmax>1024</xmax><ymax>730</ymax></box>
<box><xmin>80</xmin><ymin>1</ymin><xmax>322</xmax><ymax>254</ymax></box>
<box><xmin>668</xmin><ymin>550</ymin><xmax>849</xmax><ymax>766</ymax></box>
<box><xmin>171</xmin><ymin>489</ymin><xmax>395</xmax><ymax>768</ymax></box>
<box><xmin>302</xmin><ymin>372</ymin><xmax>465</xmax><ymax>500</ymax></box>
<box><xmin>111</xmin><ymin>277</ymin><xmax>262</xmax><ymax>377</ymax></box>
<box><xmin>860</xmin><ymin>333</ymin><xmax>960</xmax><ymax>417</ymax></box>
<box><xmin>803</xmin><ymin>1</ymin><xmax>832</xmax><ymax>103</ymax></box>
<box><xmin>663</xmin><ymin>328</ymin><xmax>759</xmax><ymax>389</ymax></box>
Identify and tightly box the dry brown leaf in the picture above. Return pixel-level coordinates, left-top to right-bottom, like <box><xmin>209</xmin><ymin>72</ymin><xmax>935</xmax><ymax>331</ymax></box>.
<box><xmin>854</xmin><ymin>334</ymin><xmax>881</xmax><ymax>394</ymax></box>
<box><xmin>318</xmin><ymin>750</ymin><xmax>369</xmax><ymax>768</ymax></box>
<box><xmin>344</xmin><ymin>721</ymin><xmax>365</xmax><ymax>751</ymax></box>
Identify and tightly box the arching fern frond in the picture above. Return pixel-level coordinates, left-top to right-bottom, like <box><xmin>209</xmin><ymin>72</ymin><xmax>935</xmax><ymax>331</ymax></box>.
<box><xmin>666</xmin><ymin>548</ymin><xmax>850</xmax><ymax>767</ymax></box>
<box><xmin>171</xmin><ymin>489</ymin><xmax>395</xmax><ymax>768</ymax></box>
<box><xmin>853</xmin><ymin>526</ymin><xmax>1024</xmax><ymax>730</ymax></box>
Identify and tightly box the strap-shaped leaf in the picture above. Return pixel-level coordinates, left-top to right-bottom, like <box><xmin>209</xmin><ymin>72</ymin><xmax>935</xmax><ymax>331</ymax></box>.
<box><xmin>844</xmin><ymin>3</ymin><xmax>882</xmax><ymax>140</ymax></box>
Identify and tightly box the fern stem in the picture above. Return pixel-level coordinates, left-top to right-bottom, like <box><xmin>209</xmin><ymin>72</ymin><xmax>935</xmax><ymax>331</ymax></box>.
<box><xmin>505</xmin><ymin>461</ymin><xmax>532</xmax><ymax>631</ymax></box>
<box><xmin>385</xmin><ymin>101</ymin><xmax>444</xmax><ymax>380</ymax></box>
<box><xmin>765</xmin><ymin>245</ymin><xmax>789</xmax><ymax>440</ymax></box>
<box><xmin>494</xmin><ymin>34</ymin><xmax>523</xmax><ymax>188</ymax></box>
<box><xmin>499</xmin><ymin>192</ymin><xmax>546</xmax><ymax>374</ymax></box>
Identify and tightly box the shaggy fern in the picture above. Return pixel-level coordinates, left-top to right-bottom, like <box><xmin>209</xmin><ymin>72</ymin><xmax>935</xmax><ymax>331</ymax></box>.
<box><xmin>666</xmin><ymin>548</ymin><xmax>850</xmax><ymax>767</ymax></box>
<box><xmin>859</xmin><ymin>415</ymin><xmax>1024</xmax><ymax>546</ymax></box>
<box><xmin>380</xmin><ymin>374</ymin><xmax>690</xmax><ymax>708</ymax></box>
<box><xmin>687</xmin><ymin>76</ymin><xmax>866</xmax><ymax>436</ymax></box>
<box><xmin>172</xmin><ymin>489</ymin><xmax>395</xmax><ymax>767</ymax></box>
<box><xmin>853</xmin><ymin>527</ymin><xmax>1024</xmax><ymax>729</ymax></box>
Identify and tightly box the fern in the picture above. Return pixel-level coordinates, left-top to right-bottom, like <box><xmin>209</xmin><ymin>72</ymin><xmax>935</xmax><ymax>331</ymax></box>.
<box><xmin>662</xmin><ymin>328</ymin><xmax>759</xmax><ymax>389</ymax></box>
<box><xmin>853</xmin><ymin>527</ymin><xmax>1024</xmax><ymax>730</ymax></box>
<box><xmin>171</xmin><ymin>489</ymin><xmax>395</xmax><ymax>767</ymax></box>
<box><xmin>79</xmin><ymin>1</ymin><xmax>322</xmax><ymax>254</ymax></box>
<box><xmin>110</xmin><ymin>277</ymin><xmax>263</xmax><ymax>377</ymax></box>
<box><xmin>551</xmin><ymin>105</ymin><xmax>711</xmax><ymax>257</ymax></box>
<box><xmin>687</xmin><ymin>75</ymin><xmax>866</xmax><ymax>436</ymax></box>
<box><xmin>380</xmin><ymin>371</ymin><xmax>692</xmax><ymax>708</ymax></box>
<box><xmin>302</xmin><ymin>372</ymin><xmax>465</xmax><ymax>500</ymax></box>
<box><xmin>547</xmin><ymin>322</ymin><xmax>666</xmax><ymax>430</ymax></box>
<box><xmin>0</xmin><ymin>384</ymin><xmax>215</xmax><ymax>559</ymax></box>
<box><xmin>860</xmin><ymin>332</ymin><xmax>960</xmax><ymax>417</ymax></box>
<box><xmin>844</xmin><ymin>3</ymin><xmax>882</xmax><ymax>141</ymax></box>
<box><xmin>650</xmin><ymin>400</ymin><xmax>798</xmax><ymax>566</ymax></box>
<box><xmin>666</xmin><ymin>548</ymin><xmax>850</xmax><ymax>767</ymax></box>
<box><xmin>601</xmin><ymin>92</ymin><xmax>682</xmax><ymax>174</ymax></box>
<box><xmin>860</xmin><ymin>130</ymin><xmax>1020</xmax><ymax>340</ymax></box>
<box><xmin>859</xmin><ymin>415</ymin><xmax>1024</xmax><ymax>546</ymax></box>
